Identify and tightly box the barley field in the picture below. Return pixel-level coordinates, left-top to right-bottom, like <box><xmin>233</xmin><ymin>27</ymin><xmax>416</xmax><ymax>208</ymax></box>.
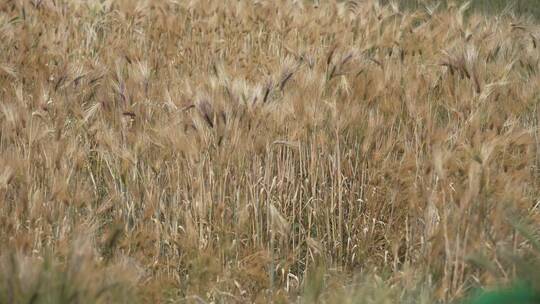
<box><xmin>0</xmin><ymin>0</ymin><xmax>539</xmax><ymax>303</ymax></box>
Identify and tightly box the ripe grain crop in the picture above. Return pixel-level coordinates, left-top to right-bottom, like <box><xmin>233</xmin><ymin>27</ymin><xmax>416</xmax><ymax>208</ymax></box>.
<box><xmin>0</xmin><ymin>0</ymin><xmax>539</xmax><ymax>303</ymax></box>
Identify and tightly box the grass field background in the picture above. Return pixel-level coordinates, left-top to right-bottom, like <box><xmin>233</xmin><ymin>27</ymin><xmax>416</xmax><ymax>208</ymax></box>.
<box><xmin>0</xmin><ymin>0</ymin><xmax>539</xmax><ymax>303</ymax></box>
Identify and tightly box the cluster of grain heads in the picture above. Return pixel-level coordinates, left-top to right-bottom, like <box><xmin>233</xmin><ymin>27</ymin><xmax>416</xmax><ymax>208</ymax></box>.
<box><xmin>0</xmin><ymin>0</ymin><xmax>539</xmax><ymax>302</ymax></box>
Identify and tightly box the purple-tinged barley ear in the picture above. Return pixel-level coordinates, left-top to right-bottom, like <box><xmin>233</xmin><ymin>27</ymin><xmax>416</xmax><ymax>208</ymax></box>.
<box><xmin>341</xmin><ymin>53</ymin><xmax>353</xmax><ymax>66</ymax></box>
<box><xmin>279</xmin><ymin>71</ymin><xmax>294</xmax><ymax>91</ymax></box>
<box><xmin>54</xmin><ymin>75</ymin><xmax>67</xmax><ymax>92</ymax></box>
<box><xmin>198</xmin><ymin>99</ymin><xmax>214</xmax><ymax>128</ymax></box>
<box><xmin>328</xmin><ymin>64</ymin><xmax>337</xmax><ymax>80</ymax></box>
<box><xmin>72</xmin><ymin>75</ymin><xmax>85</xmax><ymax>87</ymax></box>
<box><xmin>117</xmin><ymin>81</ymin><xmax>127</xmax><ymax>104</ymax></box>
<box><xmin>122</xmin><ymin>111</ymin><xmax>136</xmax><ymax>119</ymax></box>
<box><xmin>262</xmin><ymin>87</ymin><xmax>270</xmax><ymax>103</ymax></box>
<box><xmin>368</xmin><ymin>57</ymin><xmax>382</xmax><ymax>68</ymax></box>
<box><xmin>326</xmin><ymin>46</ymin><xmax>336</xmax><ymax>66</ymax></box>
<box><xmin>88</xmin><ymin>75</ymin><xmax>103</xmax><ymax>86</ymax></box>
<box><xmin>471</xmin><ymin>67</ymin><xmax>481</xmax><ymax>94</ymax></box>
<box><xmin>262</xmin><ymin>80</ymin><xmax>273</xmax><ymax>103</ymax></box>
